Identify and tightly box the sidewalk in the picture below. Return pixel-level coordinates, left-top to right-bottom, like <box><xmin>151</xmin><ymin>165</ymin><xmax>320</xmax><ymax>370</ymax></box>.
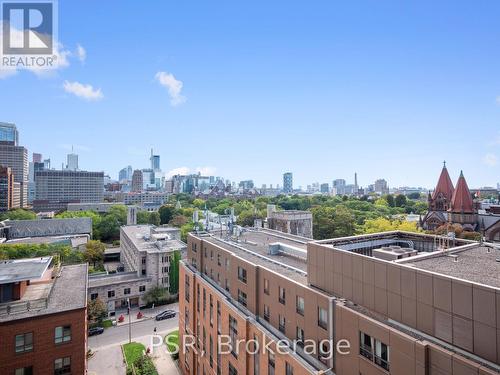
<box><xmin>115</xmin><ymin>303</ymin><xmax>179</xmax><ymax>326</ymax></box>
<box><xmin>136</xmin><ymin>329</ymin><xmax>179</xmax><ymax>375</ymax></box>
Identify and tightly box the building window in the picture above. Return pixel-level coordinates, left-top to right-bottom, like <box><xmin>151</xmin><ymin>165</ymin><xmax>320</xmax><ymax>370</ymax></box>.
<box><xmin>210</xmin><ymin>250</ymin><xmax>213</xmax><ymax>260</ymax></box>
<box><xmin>279</xmin><ymin>286</ymin><xmax>285</xmax><ymax>305</ymax></box>
<box><xmin>237</xmin><ymin>289</ymin><xmax>247</xmax><ymax>307</ymax></box>
<box><xmin>54</xmin><ymin>357</ymin><xmax>71</xmax><ymax>375</ymax></box>
<box><xmin>268</xmin><ymin>351</ymin><xmax>275</xmax><ymax>375</ymax></box>
<box><xmin>55</xmin><ymin>326</ymin><xmax>71</xmax><ymax>344</ymax></box>
<box><xmin>263</xmin><ymin>304</ymin><xmax>270</xmax><ymax>322</ymax></box>
<box><xmin>263</xmin><ymin>278</ymin><xmax>269</xmax><ymax>295</ymax></box>
<box><xmin>278</xmin><ymin>315</ymin><xmax>285</xmax><ymax>333</ymax></box>
<box><xmin>15</xmin><ymin>367</ymin><xmax>33</xmax><ymax>375</ymax></box>
<box><xmin>90</xmin><ymin>293</ymin><xmax>98</xmax><ymax>300</ymax></box>
<box><xmin>197</xmin><ymin>285</ymin><xmax>200</xmax><ymax>312</ymax></box>
<box><xmin>285</xmin><ymin>362</ymin><xmax>293</xmax><ymax>375</ymax></box>
<box><xmin>225</xmin><ymin>258</ymin><xmax>230</xmax><ymax>270</ymax></box>
<box><xmin>192</xmin><ymin>242</ymin><xmax>197</xmax><ymax>253</ymax></box>
<box><xmin>141</xmin><ymin>269</ymin><xmax>147</xmax><ymax>275</ymax></box>
<box><xmin>225</xmin><ymin>278</ymin><xmax>230</xmax><ymax>292</ymax></box>
<box><xmin>359</xmin><ymin>331</ymin><xmax>390</xmax><ymax>371</ymax></box>
<box><xmin>229</xmin><ymin>315</ymin><xmax>238</xmax><ymax>358</ymax></box>
<box><xmin>209</xmin><ymin>335</ymin><xmax>214</xmax><ymax>367</ymax></box>
<box><xmin>296</xmin><ymin>296</ymin><xmax>304</xmax><ymax>315</ymax></box>
<box><xmin>217</xmin><ymin>254</ymin><xmax>221</xmax><ymax>266</ymax></box>
<box><xmin>139</xmin><ymin>285</ymin><xmax>146</xmax><ymax>292</ymax></box>
<box><xmin>15</xmin><ymin>332</ymin><xmax>33</xmax><ymax>353</ymax></box>
<box><xmin>296</xmin><ymin>327</ymin><xmax>304</xmax><ymax>346</ymax></box>
<box><xmin>142</xmin><ymin>257</ymin><xmax>146</xmax><ymax>264</ymax></box>
<box><xmin>237</xmin><ymin>267</ymin><xmax>247</xmax><ymax>283</ymax></box>
<box><xmin>217</xmin><ymin>301</ymin><xmax>221</xmax><ymax>334</ymax></box>
<box><xmin>318</xmin><ymin>307</ymin><xmax>327</xmax><ymax>329</ymax></box>
<box><xmin>108</xmin><ymin>290</ymin><xmax>115</xmax><ymax>298</ymax></box>
<box><xmin>229</xmin><ymin>363</ymin><xmax>238</xmax><ymax>375</ymax></box>
<box><xmin>209</xmin><ymin>295</ymin><xmax>214</xmax><ymax>327</ymax></box>
<box><xmin>203</xmin><ymin>288</ymin><xmax>206</xmax><ymax>318</ymax></box>
<box><xmin>185</xmin><ymin>276</ymin><xmax>190</xmax><ymax>302</ymax></box>
<box><xmin>124</xmin><ymin>288</ymin><xmax>131</xmax><ymax>295</ymax></box>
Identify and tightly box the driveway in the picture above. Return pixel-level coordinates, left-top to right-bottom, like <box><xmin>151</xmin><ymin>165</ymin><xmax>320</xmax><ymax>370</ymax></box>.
<box><xmin>88</xmin><ymin>344</ymin><xmax>125</xmax><ymax>375</ymax></box>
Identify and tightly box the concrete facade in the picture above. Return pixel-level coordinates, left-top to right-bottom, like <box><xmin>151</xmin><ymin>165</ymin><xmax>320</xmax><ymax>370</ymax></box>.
<box><xmin>267</xmin><ymin>208</ymin><xmax>313</xmax><ymax>239</ymax></box>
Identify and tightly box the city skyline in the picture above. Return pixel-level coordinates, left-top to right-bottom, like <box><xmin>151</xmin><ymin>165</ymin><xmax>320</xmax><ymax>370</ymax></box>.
<box><xmin>2</xmin><ymin>1</ymin><xmax>500</xmax><ymax>188</ymax></box>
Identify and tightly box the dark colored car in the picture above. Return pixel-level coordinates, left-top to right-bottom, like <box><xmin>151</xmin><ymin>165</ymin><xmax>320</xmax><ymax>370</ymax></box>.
<box><xmin>88</xmin><ymin>327</ymin><xmax>105</xmax><ymax>336</ymax></box>
<box><xmin>155</xmin><ymin>310</ymin><xmax>176</xmax><ymax>321</ymax></box>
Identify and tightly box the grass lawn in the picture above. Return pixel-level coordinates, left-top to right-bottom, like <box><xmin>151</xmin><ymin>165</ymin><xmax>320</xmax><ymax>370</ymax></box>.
<box><xmin>122</xmin><ymin>342</ymin><xmax>146</xmax><ymax>366</ymax></box>
<box><xmin>165</xmin><ymin>330</ymin><xmax>179</xmax><ymax>353</ymax></box>
<box><xmin>102</xmin><ymin>319</ymin><xmax>113</xmax><ymax>328</ymax></box>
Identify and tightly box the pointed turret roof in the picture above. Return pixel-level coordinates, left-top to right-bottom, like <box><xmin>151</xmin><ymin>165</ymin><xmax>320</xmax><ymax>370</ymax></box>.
<box><xmin>450</xmin><ymin>171</ymin><xmax>474</xmax><ymax>213</ymax></box>
<box><xmin>432</xmin><ymin>161</ymin><xmax>454</xmax><ymax>200</ymax></box>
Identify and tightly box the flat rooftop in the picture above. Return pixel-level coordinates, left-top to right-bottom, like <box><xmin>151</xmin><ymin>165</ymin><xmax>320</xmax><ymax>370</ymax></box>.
<box><xmin>403</xmin><ymin>245</ymin><xmax>500</xmax><ymax>289</ymax></box>
<box><xmin>0</xmin><ymin>263</ymin><xmax>88</xmax><ymax>323</ymax></box>
<box><xmin>121</xmin><ymin>225</ymin><xmax>186</xmax><ymax>253</ymax></box>
<box><xmin>0</xmin><ymin>256</ymin><xmax>52</xmax><ymax>284</ymax></box>
<box><xmin>89</xmin><ymin>271</ymin><xmax>151</xmax><ymax>288</ymax></box>
<box><xmin>198</xmin><ymin>228</ymin><xmax>310</xmax><ymax>284</ymax></box>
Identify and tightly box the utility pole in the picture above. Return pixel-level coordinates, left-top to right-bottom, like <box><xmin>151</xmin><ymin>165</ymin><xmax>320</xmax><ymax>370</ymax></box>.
<box><xmin>127</xmin><ymin>298</ymin><xmax>131</xmax><ymax>344</ymax></box>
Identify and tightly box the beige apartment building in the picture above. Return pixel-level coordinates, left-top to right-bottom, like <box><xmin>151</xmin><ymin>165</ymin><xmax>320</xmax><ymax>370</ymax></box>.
<box><xmin>179</xmin><ymin>229</ymin><xmax>500</xmax><ymax>375</ymax></box>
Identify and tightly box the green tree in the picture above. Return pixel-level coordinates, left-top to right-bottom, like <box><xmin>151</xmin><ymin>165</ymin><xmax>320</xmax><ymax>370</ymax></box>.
<box><xmin>159</xmin><ymin>205</ymin><xmax>176</xmax><ymax>225</ymax></box>
<box><xmin>88</xmin><ymin>298</ymin><xmax>107</xmax><ymax>323</ymax></box>
<box><xmin>312</xmin><ymin>205</ymin><xmax>355</xmax><ymax>240</ymax></box>
<box><xmin>169</xmin><ymin>251</ymin><xmax>181</xmax><ymax>295</ymax></box>
<box><xmin>394</xmin><ymin>194</ymin><xmax>407</xmax><ymax>207</ymax></box>
<box><xmin>0</xmin><ymin>209</ymin><xmax>36</xmax><ymax>221</ymax></box>
<box><xmin>150</xmin><ymin>211</ymin><xmax>160</xmax><ymax>226</ymax></box>
<box><xmin>84</xmin><ymin>240</ymin><xmax>105</xmax><ymax>268</ymax></box>
<box><xmin>385</xmin><ymin>194</ymin><xmax>395</xmax><ymax>207</ymax></box>
<box><xmin>143</xmin><ymin>286</ymin><xmax>168</xmax><ymax>306</ymax></box>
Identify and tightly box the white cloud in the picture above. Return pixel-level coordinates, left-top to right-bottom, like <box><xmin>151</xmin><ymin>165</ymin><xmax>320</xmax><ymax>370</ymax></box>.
<box><xmin>0</xmin><ymin>69</ymin><xmax>17</xmax><ymax>79</ymax></box>
<box><xmin>166</xmin><ymin>167</ymin><xmax>191</xmax><ymax>178</ymax></box>
<box><xmin>76</xmin><ymin>44</ymin><xmax>86</xmax><ymax>63</ymax></box>
<box><xmin>195</xmin><ymin>166</ymin><xmax>217</xmax><ymax>176</ymax></box>
<box><xmin>155</xmin><ymin>71</ymin><xmax>186</xmax><ymax>106</ymax></box>
<box><xmin>483</xmin><ymin>153</ymin><xmax>498</xmax><ymax>167</ymax></box>
<box><xmin>63</xmin><ymin>80</ymin><xmax>103</xmax><ymax>101</ymax></box>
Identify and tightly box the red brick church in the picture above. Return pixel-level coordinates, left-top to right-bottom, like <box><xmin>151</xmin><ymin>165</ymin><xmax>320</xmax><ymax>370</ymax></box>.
<box><xmin>422</xmin><ymin>162</ymin><xmax>500</xmax><ymax>241</ymax></box>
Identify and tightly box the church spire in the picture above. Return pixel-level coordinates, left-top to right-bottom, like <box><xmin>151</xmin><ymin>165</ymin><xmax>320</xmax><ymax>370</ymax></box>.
<box><xmin>432</xmin><ymin>162</ymin><xmax>455</xmax><ymax>201</ymax></box>
<box><xmin>450</xmin><ymin>171</ymin><xmax>474</xmax><ymax>213</ymax></box>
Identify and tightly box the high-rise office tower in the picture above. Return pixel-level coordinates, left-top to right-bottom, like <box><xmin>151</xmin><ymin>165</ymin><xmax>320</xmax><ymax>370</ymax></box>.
<box><xmin>34</xmin><ymin>169</ymin><xmax>104</xmax><ymax>211</ymax></box>
<box><xmin>150</xmin><ymin>149</ymin><xmax>160</xmax><ymax>171</ymax></box>
<box><xmin>0</xmin><ymin>122</ymin><xmax>19</xmax><ymax>145</ymax></box>
<box><xmin>283</xmin><ymin>172</ymin><xmax>293</xmax><ymax>193</ymax></box>
<box><xmin>0</xmin><ymin>166</ymin><xmax>15</xmax><ymax>211</ymax></box>
<box><xmin>66</xmin><ymin>150</ymin><xmax>79</xmax><ymax>171</ymax></box>
<box><xmin>119</xmin><ymin>165</ymin><xmax>133</xmax><ymax>182</ymax></box>
<box><xmin>0</xmin><ymin>133</ymin><xmax>28</xmax><ymax>207</ymax></box>
<box><xmin>131</xmin><ymin>170</ymin><xmax>143</xmax><ymax>192</ymax></box>
<box><xmin>32</xmin><ymin>153</ymin><xmax>42</xmax><ymax>163</ymax></box>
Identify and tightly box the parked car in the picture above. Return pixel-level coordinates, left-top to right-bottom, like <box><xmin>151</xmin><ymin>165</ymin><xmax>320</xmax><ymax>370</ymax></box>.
<box><xmin>155</xmin><ymin>310</ymin><xmax>176</xmax><ymax>321</ymax></box>
<box><xmin>88</xmin><ymin>327</ymin><xmax>105</xmax><ymax>336</ymax></box>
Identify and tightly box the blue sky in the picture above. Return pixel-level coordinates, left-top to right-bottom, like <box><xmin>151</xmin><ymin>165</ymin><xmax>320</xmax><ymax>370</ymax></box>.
<box><xmin>1</xmin><ymin>0</ymin><xmax>500</xmax><ymax>189</ymax></box>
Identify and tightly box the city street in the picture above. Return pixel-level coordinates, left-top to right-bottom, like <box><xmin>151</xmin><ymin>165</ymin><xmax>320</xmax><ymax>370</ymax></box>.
<box><xmin>88</xmin><ymin>305</ymin><xmax>180</xmax><ymax>375</ymax></box>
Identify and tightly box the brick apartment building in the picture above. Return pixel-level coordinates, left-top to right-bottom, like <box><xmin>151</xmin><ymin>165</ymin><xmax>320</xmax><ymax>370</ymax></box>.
<box><xmin>179</xmin><ymin>228</ymin><xmax>500</xmax><ymax>375</ymax></box>
<box><xmin>0</xmin><ymin>257</ymin><xmax>88</xmax><ymax>375</ymax></box>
